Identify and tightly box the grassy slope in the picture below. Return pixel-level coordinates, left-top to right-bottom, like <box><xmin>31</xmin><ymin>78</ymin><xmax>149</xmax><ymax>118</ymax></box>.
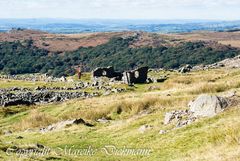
<box><xmin>0</xmin><ymin>68</ymin><xmax>240</xmax><ymax>160</ymax></box>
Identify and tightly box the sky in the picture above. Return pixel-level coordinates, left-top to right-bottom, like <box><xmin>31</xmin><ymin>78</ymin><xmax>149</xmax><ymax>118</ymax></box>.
<box><xmin>0</xmin><ymin>0</ymin><xmax>239</xmax><ymax>20</ymax></box>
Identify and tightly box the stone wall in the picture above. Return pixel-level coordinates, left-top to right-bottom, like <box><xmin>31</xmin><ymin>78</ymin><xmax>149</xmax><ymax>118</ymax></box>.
<box><xmin>0</xmin><ymin>74</ymin><xmax>67</xmax><ymax>82</ymax></box>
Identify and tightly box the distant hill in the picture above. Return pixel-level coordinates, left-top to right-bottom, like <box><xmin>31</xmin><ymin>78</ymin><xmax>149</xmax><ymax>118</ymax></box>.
<box><xmin>1</xmin><ymin>19</ymin><xmax>240</xmax><ymax>34</ymax></box>
<box><xmin>0</xmin><ymin>30</ymin><xmax>239</xmax><ymax>77</ymax></box>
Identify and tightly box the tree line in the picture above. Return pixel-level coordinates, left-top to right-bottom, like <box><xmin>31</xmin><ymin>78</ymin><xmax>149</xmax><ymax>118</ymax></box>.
<box><xmin>0</xmin><ymin>37</ymin><xmax>239</xmax><ymax>77</ymax></box>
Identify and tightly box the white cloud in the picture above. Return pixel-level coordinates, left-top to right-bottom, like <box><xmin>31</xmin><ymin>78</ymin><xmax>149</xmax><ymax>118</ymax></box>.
<box><xmin>0</xmin><ymin>0</ymin><xmax>239</xmax><ymax>19</ymax></box>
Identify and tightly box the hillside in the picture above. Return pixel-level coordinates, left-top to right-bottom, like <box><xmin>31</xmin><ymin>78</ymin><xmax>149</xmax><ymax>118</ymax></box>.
<box><xmin>2</xmin><ymin>29</ymin><xmax>240</xmax><ymax>52</ymax></box>
<box><xmin>0</xmin><ymin>29</ymin><xmax>133</xmax><ymax>52</ymax></box>
<box><xmin>0</xmin><ymin>68</ymin><xmax>240</xmax><ymax>160</ymax></box>
<box><xmin>0</xmin><ymin>30</ymin><xmax>240</xmax><ymax>77</ymax></box>
<box><xmin>173</xmin><ymin>31</ymin><xmax>240</xmax><ymax>48</ymax></box>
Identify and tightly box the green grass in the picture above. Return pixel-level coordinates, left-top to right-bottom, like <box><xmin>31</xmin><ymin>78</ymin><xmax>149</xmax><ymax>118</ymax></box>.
<box><xmin>1</xmin><ymin>106</ymin><xmax>239</xmax><ymax>161</ymax></box>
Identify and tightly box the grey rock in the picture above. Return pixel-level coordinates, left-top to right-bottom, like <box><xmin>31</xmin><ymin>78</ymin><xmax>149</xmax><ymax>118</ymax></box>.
<box><xmin>163</xmin><ymin>110</ymin><xmax>196</xmax><ymax>128</ymax></box>
<box><xmin>164</xmin><ymin>112</ymin><xmax>175</xmax><ymax>125</ymax></box>
<box><xmin>176</xmin><ymin>120</ymin><xmax>188</xmax><ymax>128</ymax></box>
<box><xmin>189</xmin><ymin>94</ymin><xmax>229</xmax><ymax>117</ymax></box>
<box><xmin>225</xmin><ymin>91</ymin><xmax>237</xmax><ymax>98</ymax></box>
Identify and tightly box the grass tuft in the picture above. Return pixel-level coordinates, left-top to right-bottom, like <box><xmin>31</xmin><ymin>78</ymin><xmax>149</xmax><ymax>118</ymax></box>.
<box><xmin>13</xmin><ymin>110</ymin><xmax>57</xmax><ymax>131</ymax></box>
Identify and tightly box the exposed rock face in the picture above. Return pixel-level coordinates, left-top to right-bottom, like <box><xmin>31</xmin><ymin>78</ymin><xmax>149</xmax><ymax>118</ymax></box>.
<box><xmin>188</xmin><ymin>94</ymin><xmax>229</xmax><ymax>117</ymax></box>
<box><xmin>93</xmin><ymin>66</ymin><xmax>122</xmax><ymax>80</ymax></box>
<box><xmin>123</xmin><ymin>67</ymin><xmax>149</xmax><ymax>85</ymax></box>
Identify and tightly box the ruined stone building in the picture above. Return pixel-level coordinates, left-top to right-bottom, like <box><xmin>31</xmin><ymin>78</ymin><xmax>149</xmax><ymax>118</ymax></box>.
<box><xmin>122</xmin><ymin>67</ymin><xmax>148</xmax><ymax>85</ymax></box>
<box><xmin>92</xmin><ymin>66</ymin><xmax>149</xmax><ymax>85</ymax></box>
<box><xmin>92</xmin><ymin>66</ymin><xmax>122</xmax><ymax>80</ymax></box>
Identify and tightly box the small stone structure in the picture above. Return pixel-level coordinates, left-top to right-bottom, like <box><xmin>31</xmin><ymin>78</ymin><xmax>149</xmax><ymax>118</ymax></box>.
<box><xmin>123</xmin><ymin>67</ymin><xmax>149</xmax><ymax>85</ymax></box>
<box><xmin>92</xmin><ymin>66</ymin><xmax>149</xmax><ymax>85</ymax></box>
<box><xmin>92</xmin><ymin>66</ymin><xmax>122</xmax><ymax>80</ymax></box>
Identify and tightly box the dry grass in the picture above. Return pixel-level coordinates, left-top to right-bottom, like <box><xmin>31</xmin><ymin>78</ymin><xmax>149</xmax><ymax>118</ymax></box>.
<box><xmin>219</xmin><ymin>40</ymin><xmax>240</xmax><ymax>48</ymax></box>
<box><xmin>59</xmin><ymin>95</ymin><xmax>160</xmax><ymax>121</ymax></box>
<box><xmin>55</xmin><ymin>94</ymin><xmax>190</xmax><ymax>123</ymax></box>
<box><xmin>174</xmin><ymin>145</ymin><xmax>240</xmax><ymax>161</ymax></box>
<box><xmin>170</xmin><ymin>106</ymin><xmax>240</xmax><ymax>161</ymax></box>
<box><xmin>13</xmin><ymin>110</ymin><xmax>57</xmax><ymax>131</ymax></box>
<box><xmin>173</xmin><ymin>31</ymin><xmax>240</xmax><ymax>48</ymax></box>
<box><xmin>188</xmin><ymin>81</ymin><xmax>240</xmax><ymax>95</ymax></box>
